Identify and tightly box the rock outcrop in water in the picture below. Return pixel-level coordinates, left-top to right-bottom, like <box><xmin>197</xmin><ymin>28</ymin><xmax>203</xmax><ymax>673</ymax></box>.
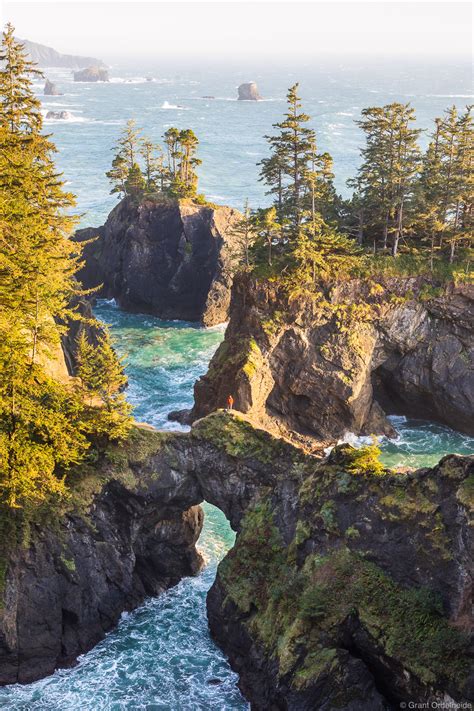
<box><xmin>0</xmin><ymin>411</ymin><xmax>472</xmax><ymax>707</ymax></box>
<box><xmin>237</xmin><ymin>82</ymin><xmax>262</xmax><ymax>100</ymax></box>
<box><xmin>75</xmin><ymin>196</ymin><xmax>241</xmax><ymax>326</ymax></box>
<box><xmin>43</xmin><ymin>78</ymin><xmax>62</xmax><ymax>96</ymax></box>
<box><xmin>73</xmin><ymin>65</ymin><xmax>109</xmax><ymax>82</ymax></box>
<box><xmin>45</xmin><ymin>110</ymin><xmax>72</xmax><ymax>120</ymax></box>
<box><xmin>191</xmin><ymin>275</ymin><xmax>474</xmax><ymax>439</ymax></box>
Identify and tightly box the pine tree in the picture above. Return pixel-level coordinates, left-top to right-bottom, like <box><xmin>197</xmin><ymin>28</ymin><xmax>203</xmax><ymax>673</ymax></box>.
<box><xmin>0</xmin><ymin>27</ymin><xmax>133</xmax><ymax>508</ymax></box>
<box><xmin>140</xmin><ymin>138</ymin><xmax>165</xmax><ymax>193</ymax></box>
<box><xmin>251</xmin><ymin>207</ymin><xmax>280</xmax><ymax>266</ymax></box>
<box><xmin>76</xmin><ymin>330</ymin><xmax>133</xmax><ymax>444</ymax></box>
<box><xmin>106</xmin><ymin>153</ymin><xmax>129</xmax><ymax>197</ymax></box>
<box><xmin>125</xmin><ymin>162</ymin><xmax>146</xmax><ymax>198</ymax></box>
<box><xmin>261</xmin><ymin>84</ymin><xmax>315</xmax><ymax>239</ymax></box>
<box><xmin>352</xmin><ymin>103</ymin><xmax>421</xmax><ymax>256</ymax></box>
<box><xmin>164</xmin><ymin>128</ymin><xmax>201</xmax><ymax>197</ymax></box>
<box><xmin>230</xmin><ymin>200</ymin><xmax>254</xmax><ymax>267</ymax></box>
<box><xmin>107</xmin><ymin>119</ymin><xmax>145</xmax><ymax>198</ymax></box>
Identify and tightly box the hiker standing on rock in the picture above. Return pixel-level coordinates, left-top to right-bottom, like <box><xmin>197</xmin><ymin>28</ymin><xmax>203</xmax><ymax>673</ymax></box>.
<box><xmin>226</xmin><ymin>394</ymin><xmax>234</xmax><ymax>411</ymax></box>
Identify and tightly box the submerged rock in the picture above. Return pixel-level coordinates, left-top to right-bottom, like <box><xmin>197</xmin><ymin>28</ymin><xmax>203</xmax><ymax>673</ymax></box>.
<box><xmin>237</xmin><ymin>82</ymin><xmax>262</xmax><ymax>100</ymax></box>
<box><xmin>192</xmin><ymin>275</ymin><xmax>474</xmax><ymax>439</ymax></box>
<box><xmin>43</xmin><ymin>78</ymin><xmax>62</xmax><ymax>96</ymax></box>
<box><xmin>45</xmin><ymin>110</ymin><xmax>72</xmax><ymax>120</ymax></box>
<box><xmin>75</xmin><ymin>196</ymin><xmax>241</xmax><ymax>326</ymax></box>
<box><xmin>73</xmin><ymin>65</ymin><xmax>109</xmax><ymax>82</ymax></box>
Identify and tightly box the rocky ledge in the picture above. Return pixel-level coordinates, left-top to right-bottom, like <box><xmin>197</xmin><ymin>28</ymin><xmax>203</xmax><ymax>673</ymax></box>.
<box><xmin>191</xmin><ymin>274</ymin><xmax>474</xmax><ymax>439</ymax></box>
<box><xmin>0</xmin><ymin>412</ymin><xmax>472</xmax><ymax>708</ymax></box>
<box><xmin>75</xmin><ymin>196</ymin><xmax>241</xmax><ymax>325</ymax></box>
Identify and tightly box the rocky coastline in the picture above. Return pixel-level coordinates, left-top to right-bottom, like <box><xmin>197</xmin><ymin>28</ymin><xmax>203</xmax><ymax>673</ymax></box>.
<box><xmin>0</xmin><ymin>412</ymin><xmax>472</xmax><ymax>708</ymax></box>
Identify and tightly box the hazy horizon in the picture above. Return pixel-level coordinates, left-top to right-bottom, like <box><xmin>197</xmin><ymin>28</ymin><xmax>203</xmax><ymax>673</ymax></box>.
<box><xmin>2</xmin><ymin>1</ymin><xmax>472</xmax><ymax>65</ymax></box>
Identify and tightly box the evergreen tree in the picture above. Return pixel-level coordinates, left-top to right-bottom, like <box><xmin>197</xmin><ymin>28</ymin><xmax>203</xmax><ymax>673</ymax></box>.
<box><xmin>76</xmin><ymin>330</ymin><xmax>133</xmax><ymax>444</ymax></box>
<box><xmin>261</xmin><ymin>83</ymin><xmax>315</xmax><ymax>239</ymax></box>
<box><xmin>164</xmin><ymin>127</ymin><xmax>201</xmax><ymax>197</ymax></box>
<box><xmin>419</xmin><ymin>106</ymin><xmax>473</xmax><ymax>263</ymax></box>
<box><xmin>251</xmin><ymin>207</ymin><xmax>280</xmax><ymax>266</ymax></box>
<box><xmin>107</xmin><ymin>119</ymin><xmax>145</xmax><ymax>198</ymax></box>
<box><xmin>125</xmin><ymin>162</ymin><xmax>146</xmax><ymax>198</ymax></box>
<box><xmin>0</xmin><ymin>27</ymin><xmax>133</xmax><ymax>508</ymax></box>
<box><xmin>353</xmin><ymin>103</ymin><xmax>421</xmax><ymax>256</ymax></box>
<box><xmin>230</xmin><ymin>200</ymin><xmax>254</xmax><ymax>267</ymax></box>
<box><xmin>140</xmin><ymin>138</ymin><xmax>166</xmax><ymax>193</ymax></box>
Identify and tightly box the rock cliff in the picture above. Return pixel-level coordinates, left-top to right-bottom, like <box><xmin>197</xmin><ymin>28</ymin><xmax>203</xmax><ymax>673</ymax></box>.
<box><xmin>192</xmin><ymin>275</ymin><xmax>474</xmax><ymax>439</ymax></box>
<box><xmin>75</xmin><ymin>196</ymin><xmax>241</xmax><ymax>326</ymax></box>
<box><xmin>0</xmin><ymin>411</ymin><xmax>472</xmax><ymax>708</ymax></box>
<box><xmin>205</xmin><ymin>417</ymin><xmax>473</xmax><ymax>709</ymax></box>
<box><xmin>0</xmin><ymin>428</ymin><xmax>204</xmax><ymax>685</ymax></box>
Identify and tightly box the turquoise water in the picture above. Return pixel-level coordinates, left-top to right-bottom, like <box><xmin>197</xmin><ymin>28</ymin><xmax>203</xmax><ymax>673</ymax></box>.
<box><xmin>1</xmin><ymin>302</ymin><xmax>473</xmax><ymax>709</ymax></box>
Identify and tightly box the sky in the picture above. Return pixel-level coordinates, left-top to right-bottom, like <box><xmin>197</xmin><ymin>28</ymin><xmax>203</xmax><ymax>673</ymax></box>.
<box><xmin>1</xmin><ymin>1</ymin><xmax>472</xmax><ymax>63</ymax></box>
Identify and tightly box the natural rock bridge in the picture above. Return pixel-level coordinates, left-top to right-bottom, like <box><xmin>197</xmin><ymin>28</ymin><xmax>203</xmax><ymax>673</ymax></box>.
<box><xmin>0</xmin><ymin>412</ymin><xmax>472</xmax><ymax>709</ymax></box>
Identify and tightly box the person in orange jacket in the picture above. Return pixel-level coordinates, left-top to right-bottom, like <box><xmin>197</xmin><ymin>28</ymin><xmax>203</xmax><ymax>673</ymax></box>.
<box><xmin>226</xmin><ymin>394</ymin><xmax>234</xmax><ymax>411</ymax></box>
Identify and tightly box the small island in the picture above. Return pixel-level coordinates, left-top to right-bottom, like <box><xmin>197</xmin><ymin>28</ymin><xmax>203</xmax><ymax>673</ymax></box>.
<box><xmin>73</xmin><ymin>65</ymin><xmax>109</xmax><ymax>82</ymax></box>
<box><xmin>237</xmin><ymin>81</ymin><xmax>262</xmax><ymax>100</ymax></box>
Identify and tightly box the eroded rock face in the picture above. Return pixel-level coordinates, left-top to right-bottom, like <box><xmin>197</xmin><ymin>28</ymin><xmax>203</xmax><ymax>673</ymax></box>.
<box><xmin>73</xmin><ymin>65</ymin><xmax>109</xmax><ymax>82</ymax></box>
<box><xmin>192</xmin><ymin>275</ymin><xmax>474</xmax><ymax>439</ymax></box>
<box><xmin>0</xmin><ymin>429</ymin><xmax>204</xmax><ymax>685</ymax></box>
<box><xmin>237</xmin><ymin>82</ymin><xmax>262</xmax><ymax>100</ymax></box>
<box><xmin>75</xmin><ymin>197</ymin><xmax>241</xmax><ymax>325</ymax></box>
<box><xmin>201</xmin><ymin>418</ymin><xmax>474</xmax><ymax>709</ymax></box>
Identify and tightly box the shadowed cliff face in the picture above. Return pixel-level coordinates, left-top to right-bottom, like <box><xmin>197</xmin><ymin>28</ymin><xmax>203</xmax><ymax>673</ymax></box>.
<box><xmin>0</xmin><ymin>413</ymin><xmax>472</xmax><ymax>709</ymax></box>
<box><xmin>191</xmin><ymin>275</ymin><xmax>474</xmax><ymax>441</ymax></box>
<box><xmin>75</xmin><ymin>197</ymin><xmax>241</xmax><ymax>326</ymax></box>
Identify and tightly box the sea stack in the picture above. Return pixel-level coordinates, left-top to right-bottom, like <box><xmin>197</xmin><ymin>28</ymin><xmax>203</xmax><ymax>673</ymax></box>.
<box><xmin>237</xmin><ymin>81</ymin><xmax>262</xmax><ymax>100</ymax></box>
<box><xmin>74</xmin><ymin>197</ymin><xmax>242</xmax><ymax>326</ymax></box>
<box><xmin>73</xmin><ymin>65</ymin><xmax>109</xmax><ymax>82</ymax></box>
<box><xmin>44</xmin><ymin>78</ymin><xmax>62</xmax><ymax>96</ymax></box>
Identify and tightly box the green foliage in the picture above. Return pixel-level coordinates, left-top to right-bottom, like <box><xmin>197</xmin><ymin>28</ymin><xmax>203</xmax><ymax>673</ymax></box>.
<box><xmin>76</xmin><ymin>330</ymin><xmax>133</xmax><ymax>446</ymax></box>
<box><xmin>0</xmin><ymin>27</ymin><xmax>134</xmax><ymax>511</ymax></box>
<box><xmin>345</xmin><ymin>440</ymin><xmax>386</xmax><ymax>476</ymax></box>
<box><xmin>192</xmin><ymin>411</ymin><xmax>288</xmax><ymax>464</ymax></box>
<box><xmin>107</xmin><ymin>122</ymin><xmax>201</xmax><ymax>201</ymax></box>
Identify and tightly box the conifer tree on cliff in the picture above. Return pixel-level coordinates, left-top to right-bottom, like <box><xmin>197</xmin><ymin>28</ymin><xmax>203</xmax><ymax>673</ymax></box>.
<box><xmin>418</xmin><ymin>106</ymin><xmax>473</xmax><ymax>264</ymax></box>
<box><xmin>353</xmin><ymin>103</ymin><xmax>421</xmax><ymax>256</ymax></box>
<box><xmin>260</xmin><ymin>83</ymin><xmax>337</xmax><ymax>241</ymax></box>
<box><xmin>107</xmin><ymin>119</ymin><xmax>145</xmax><ymax>198</ymax></box>
<box><xmin>0</xmin><ymin>26</ymin><xmax>132</xmax><ymax>508</ymax></box>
